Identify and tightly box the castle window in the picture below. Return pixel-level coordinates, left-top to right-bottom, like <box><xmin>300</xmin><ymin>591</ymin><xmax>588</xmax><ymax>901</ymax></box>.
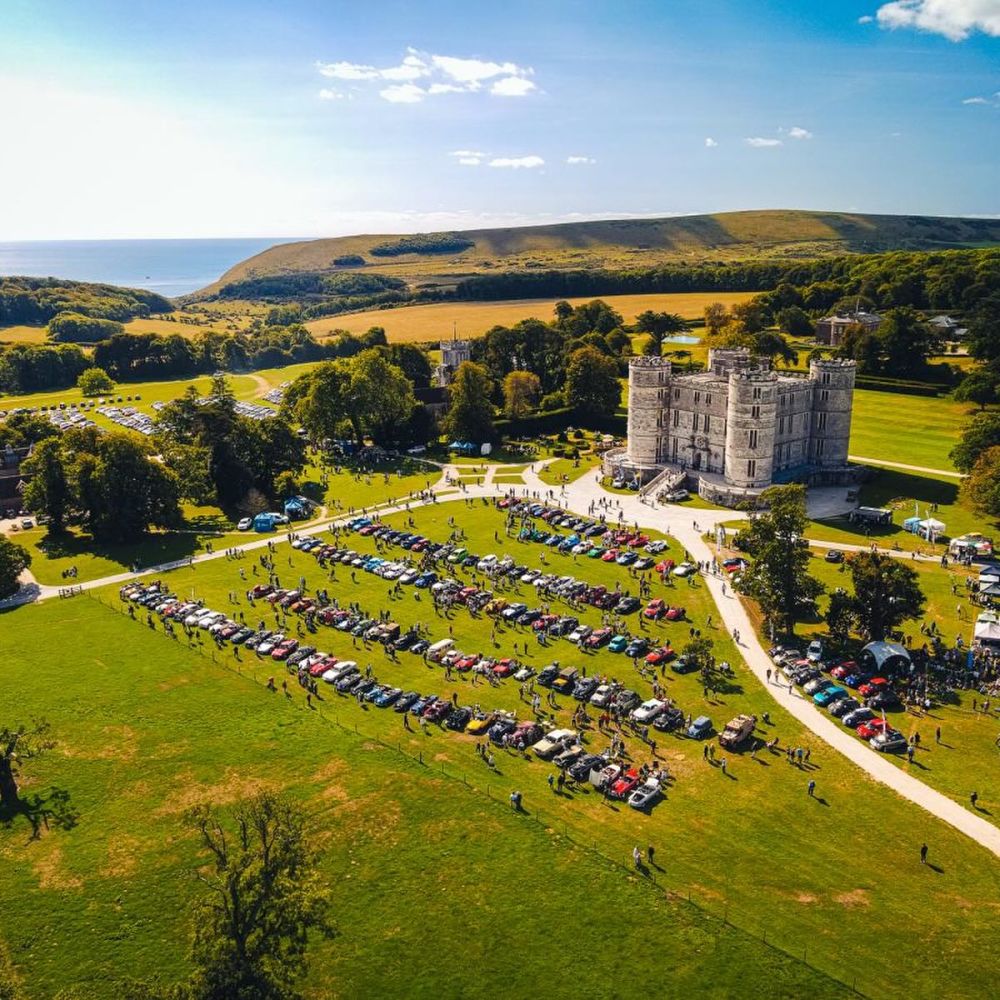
<box><xmin>748</xmin><ymin>429</ymin><xmax>758</xmax><ymax>448</ymax></box>
<box><xmin>671</xmin><ymin>438</ymin><xmax>678</xmax><ymax>460</ymax></box>
<box><xmin>753</xmin><ymin>387</ymin><xmax>762</xmax><ymax>400</ymax></box>
<box><xmin>751</xmin><ymin>405</ymin><xmax>760</xmax><ymax>419</ymax></box>
<box><xmin>816</xmin><ymin>438</ymin><xmax>826</xmax><ymax>456</ymax></box>
<box><xmin>704</xmin><ymin>414</ymin><xmax>710</xmax><ymax>433</ymax></box>
<box><xmin>746</xmin><ymin>459</ymin><xmax>756</xmax><ymax>477</ymax></box>
<box><xmin>821</xmin><ymin>389</ymin><xmax>830</xmax><ymax>403</ymax></box>
<box><xmin>694</xmin><ymin>391</ymin><xmax>701</xmax><ymax>404</ymax></box>
<box><xmin>674</xmin><ymin>387</ymin><xmax>680</xmax><ymax>400</ymax></box>
<box><xmin>672</xmin><ymin>409</ymin><xmax>680</xmax><ymax>428</ymax></box>
<box><xmin>706</xmin><ymin>394</ymin><xmax>712</xmax><ymax>406</ymax></box>
<box><xmin>817</xmin><ymin>412</ymin><xmax>827</xmax><ymax>431</ymax></box>
<box><xmin>692</xmin><ymin>413</ymin><xmax>700</xmax><ymax>432</ymax></box>
<box><xmin>822</xmin><ymin>372</ymin><xmax>831</xmax><ymax>385</ymax></box>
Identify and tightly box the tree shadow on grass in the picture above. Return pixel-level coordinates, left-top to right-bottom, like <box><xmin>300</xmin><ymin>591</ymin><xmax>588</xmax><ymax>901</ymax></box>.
<box><xmin>0</xmin><ymin>787</ymin><xmax>79</xmax><ymax>841</ymax></box>
<box><xmin>37</xmin><ymin>527</ymin><xmax>202</xmax><ymax>573</ymax></box>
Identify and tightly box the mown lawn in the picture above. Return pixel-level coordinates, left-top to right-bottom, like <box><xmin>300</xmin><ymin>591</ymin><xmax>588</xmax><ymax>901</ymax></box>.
<box><xmin>5</xmin><ymin>499</ymin><xmax>993</xmax><ymax>996</ymax></box>
<box><xmin>2</xmin><ymin>598</ymin><xmax>856</xmax><ymax>1000</ymax></box>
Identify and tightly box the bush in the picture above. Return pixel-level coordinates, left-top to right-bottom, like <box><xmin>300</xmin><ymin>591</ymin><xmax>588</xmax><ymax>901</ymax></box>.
<box><xmin>77</xmin><ymin>367</ymin><xmax>115</xmax><ymax>395</ymax></box>
<box><xmin>48</xmin><ymin>311</ymin><xmax>124</xmax><ymax>343</ymax></box>
<box><xmin>369</xmin><ymin>233</ymin><xmax>474</xmax><ymax>257</ymax></box>
<box><xmin>332</xmin><ymin>254</ymin><xmax>365</xmax><ymax>266</ymax></box>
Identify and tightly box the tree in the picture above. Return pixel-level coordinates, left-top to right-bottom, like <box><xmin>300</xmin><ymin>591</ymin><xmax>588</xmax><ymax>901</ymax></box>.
<box><xmin>565</xmin><ymin>347</ymin><xmax>620</xmax><ymax>420</ymax></box>
<box><xmin>183</xmin><ymin>793</ymin><xmax>332</xmax><ymax>1000</ymax></box>
<box><xmin>443</xmin><ymin>362</ymin><xmax>495</xmax><ymax>442</ymax></box>
<box><xmin>502</xmin><ymin>370</ymin><xmax>542</xmax><ymax>418</ymax></box>
<box><xmin>965</xmin><ymin>292</ymin><xmax>1000</xmax><ymax>369</ymax></box>
<box><xmin>635</xmin><ymin>311</ymin><xmax>684</xmax><ymax>357</ymax></box>
<box><xmin>0</xmin><ymin>412</ymin><xmax>61</xmax><ymax>448</ymax></box>
<box><xmin>273</xmin><ymin>470</ymin><xmax>299</xmax><ymax>501</ymax></box>
<box><xmin>736</xmin><ymin>485</ymin><xmax>824</xmax><ymax>634</ymax></box>
<box><xmin>47</xmin><ymin>311</ymin><xmax>124</xmax><ymax>343</ymax></box>
<box><xmin>386</xmin><ymin>344</ymin><xmax>432</xmax><ymax>389</ymax></box>
<box><xmin>22</xmin><ymin>437</ymin><xmax>72</xmax><ymax>531</ymax></box>
<box><xmin>844</xmin><ymin>551</ymin><xmax>924</xmax><ymax>642</ymax></box>
<box><xmin>951</xmin><ymin>411</ymin><xmax>1000</xmax><ymax>473</ymax></box>
<box><xmin>825</xmin><ymin>588</ymin><xmax>856</xmax><ymax>649</ymax></box>
<box><xmin>345</xmin><ymin>349</ymin><xmax>416</xmax><ymax>446</ymax></box>
<box><xmin>76</xmin><ymin>367</ymin><xmax>115</xmax><ymax>396</ymax></box>
<box><xmin>776</xmin><ymin>305</ymin><xmax>814</xmax><ymax>339</ymax></box>
<box><xmin>0</xmin><ymin>720</ymin><xmax>53</xmax><ymax>811</ymax></box>
<box><xmin>283</xmin><ymin>362</ymin><xmax>351</xmax><ymax>444</ymax></box>
<box><xmin>0</xmin><ymin>537</ymin><xmax>31</xmax><ymax>599</ymax></box>
<box><xmin>954</xmin><ymin>370</ymin><xmax>999</xmax><ymax>411</ymax></box>
<box><xmin>962</xmin><ymin>446</ymin><xmax>1000</xmax><ymax>519</ymax></box>
<box><xmin>703</xmin><ymin>302</ymin><xmax>728</xmax><ymax>335</ymax></box>
<box><xmin>875</xmin><ymin>307</ymin><xmax>939</xmax><ymax>378</ymax></box>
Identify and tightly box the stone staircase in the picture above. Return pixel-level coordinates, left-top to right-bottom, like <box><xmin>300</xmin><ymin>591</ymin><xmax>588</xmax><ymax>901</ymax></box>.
<box><xmin>640</xmin><ymin>465</ymin><xmax>687</xmax><ymax>500</ymax></box>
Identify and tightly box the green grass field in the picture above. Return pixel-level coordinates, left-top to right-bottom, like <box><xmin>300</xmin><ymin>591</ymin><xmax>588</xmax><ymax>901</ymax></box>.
<box><xmin>4</xmin><ymin>499</ymin><xmax>999</xmax><ymax>998</ymax></box>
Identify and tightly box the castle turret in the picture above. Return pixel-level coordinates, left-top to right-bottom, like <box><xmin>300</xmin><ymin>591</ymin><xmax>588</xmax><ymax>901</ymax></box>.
<box><xmin>626</xmin><ymin>356</ymin><xmax>672</xmax><ymax>468</ymax></box>
<box><xmin>808</xmin><ymin>358</ymin><xmax>856</xmax><ymax>469</ymax></box>
<box><xmin>724</xmin><ymin>368</ymin><xmax>778</xmax><ymax>489</ymax></box>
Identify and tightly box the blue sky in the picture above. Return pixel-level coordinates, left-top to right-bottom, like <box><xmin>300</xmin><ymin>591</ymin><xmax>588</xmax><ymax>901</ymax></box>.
<box><xmin>1</xmin><ymin>0</ymin><xmax>997</xmax><ymax>238</ymax></box>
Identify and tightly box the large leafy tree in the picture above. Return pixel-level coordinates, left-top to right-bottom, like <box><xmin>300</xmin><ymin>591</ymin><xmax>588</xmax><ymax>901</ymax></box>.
<box><xmin>0</xmin><ymin>720</ymin><xmax>53</xmax><ymax>811</ymax></box>
<box><xmin>0</xmin><ymin>412</ymin><xmax>61</xmax><ymax>448</ymax></box>
<box><xmin>182</xmin><ymin>794</ymin><xmax>332</xmax><ymax>1000</ymax></box>
<box><xmin>966</xmin><ymin>292</ymin><xmax>1000</xmax><ymax>371</ymax></box>
<box><xmin>0</xmin><ymin>536</ymin><xmax>31</xmax><ymax>599</ymax></box>
<box><xmin>283</xmin><ymin>362</ymin><xmax>351</xmax><ymax>444</ymax></box>
<box><xmin>564</xmin><ymin>346</ymin><xmax>620</xmax><ymax>419</ymax></box>
<box><xmin>502</xmin><ymin>370</ymin><xmax>542</xmax><ymax>418</ymax></box>
<box><xmin>385</xmin><ymin>343</ymin><xmax>432</xmax><ymax>389</ymax></box>
<box><xmin>22</xmin><ymin>437</ymin><xmax>72</xmax><ymax>531</ymax></box>
<box><xmin>736</xmin><ymin>485</ymin><xmax>824</xmax><ymax>634</ymax></box>
<box><xmin>962</xmin><ymin>446</ymin><xmax>1000</xmax><ymax>520</ymax></box>
<box><xmin>345</xmin><ymin>349</ymin><xmax>416</xmax><ymax>445</ymax></box>
<box><xmin>443</xmin><ymin>361</ymin><xmax>495</xmax><ymax>443</ymax></box>
<box><xmin>843</xmin><ymin>551</ymin><xmax>925</xmax><ymax>643</ymax></box>
<box><xmin>875</xmin><ymin>307</ymin><xmax>940</xmax><ymax>378</ymax></box>
<box><xmin>76</xmin><ymin>366</ymin><xmax>115</xmax><ymax>396</ymax></box>
<box><xmin>954</xmin><ymin>369</ymin><xmax>999</xmax><ymax>411</ymax></box>
<box><xmin>951</xmin><ymin>411</ymin><xmax>1000</xmax><ymax>473</ymax></box>
<box><xmin>635</xmin><ymin>310</ymin><xmax>685</xmax><ymax>357</ymax></box>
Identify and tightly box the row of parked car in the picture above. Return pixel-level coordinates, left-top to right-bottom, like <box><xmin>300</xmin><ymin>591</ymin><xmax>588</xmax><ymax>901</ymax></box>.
<box><xmin>117</xmin><ymin>580</ymin><xmax>670</xmax><ymax>810</ymax></box>
<box><xmin>770</xmin><ymin>645</ymin><xmax>908</xmax><ymax>753</ymax></box>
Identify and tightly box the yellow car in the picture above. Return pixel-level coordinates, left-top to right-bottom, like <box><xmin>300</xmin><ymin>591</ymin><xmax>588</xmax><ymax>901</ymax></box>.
<box><xmin>465</xmin><ymin>712</ymin><xmax>497</xmax><ymax>736</ymax></box>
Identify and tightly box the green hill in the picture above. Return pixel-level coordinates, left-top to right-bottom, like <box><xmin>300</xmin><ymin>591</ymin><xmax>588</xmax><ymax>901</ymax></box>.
<box><xmin>195</xmin><ymin>209</ymin><xmax>1000</xmax><ymax>299</ymax></box>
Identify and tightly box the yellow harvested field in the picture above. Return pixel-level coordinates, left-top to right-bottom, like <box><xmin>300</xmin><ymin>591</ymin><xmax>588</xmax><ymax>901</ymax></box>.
<box><xmin>304</xmin><ymin>291</ymin><xmax>755</xmax><ymax>343</ymax></box>
<box><xmin>0</xmin><ymin>324</ymin><xmax>49</xmax><ymax>345</ymax></box>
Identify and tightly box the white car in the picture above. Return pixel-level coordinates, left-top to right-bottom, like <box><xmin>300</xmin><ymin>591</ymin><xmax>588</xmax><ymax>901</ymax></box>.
<box><xmin>520</xmin><ymin>569</ymin><xmax>540</xmax><ymax>584</ymax></box>
<box><xmin>237</xmin><ymin>517</ymin><xmax>253</xmax><ymax>531</ymax></box>
<box><xmin>198</xmin><ymin>612</ymin><xmax>226</xmax><ymax>630</ymax></box>
<box><xmin>531</xmin><ymin>729</ymin><xmax>578</xmax><ymax>759</ymax></box>
<box><xmin>257</xmin><ymin>633</ymin><xmax>285</xmax><ymax>656</ymax></box>
<box><xmin>672</xmin><ymin>562</ymin><xmax>697</xmax><ymax>577</ymax></box>
<box><xmin>571</xmin><ymin>542</ymin><xmax>590</xmax><ymax>555</ymax></box>
<box><xmin>590</xmin><ymin>684</ymin><xmax>615</xmax><ymax>708</ymax></box>
<box><xmin>568</xmin><ymin>624</ymin><xmax>593</xmax><ymax>644</ymax></box>
<box><xmin>631</xmin><ymin>699</ymin><xmax>665</xmax><ymax>724</ymax></box>
<box><xmin>399</xmin><ymin>569</ymin><xmax>419</xmax><ymax>585</ymax></box>
<box><xmin>477</xmin><ymin>554</ymin><xmax>498</xmax><ymax>571</ymax></box>
<box><xmin>628</xmin><ymin>777</ymin><xmax>662</xmax><ymax>810</ymax></box>
<box><xmin>645</xmin><ymin>540</ymin><xmax>668</xmax><ymax>554</ymax></box>
<box><xmin>184</xmin><ymin>608</ymin><xmax>209</xmax><ymax>626</ymax></box>
<box><xmin>807</xmin><ymin>640</ymin><xmax>824</xmax><ymax>663</ymax></box>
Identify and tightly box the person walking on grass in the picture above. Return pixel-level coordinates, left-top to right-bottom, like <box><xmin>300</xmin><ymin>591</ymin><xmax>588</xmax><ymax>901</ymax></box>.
<box><xmin>808</xmin><ymin>779</ymin><xmax>816</xmax><ymax>797</ymax></box>
<box><xmin>633</xmin><ymin>845</ymin><xmax>642</xmax><ymax>870</ymax></box>
<box><xmin>920</xmin><ymin>843</ymin><xmax>928</xmax><ymax>865</ymax></box>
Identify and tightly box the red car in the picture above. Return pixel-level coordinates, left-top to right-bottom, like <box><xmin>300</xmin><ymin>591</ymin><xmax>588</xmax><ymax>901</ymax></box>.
<box><xmin>663</xmin><ymin>605</ymin><xmax>686</xmax><ymax>621</ymax></box>
<box><xmin>628</xmin><ymin>533</ymin><xmax>650</xmax><ymax>548</ymax></box>
<box><xmin>830</xmin><ymin>661</ymin><xmax>857</xmax><ymax>681</ymax></box>
<box><xmin>610</xmin><ymin>768</ymin><xmax>641</xmax><ymax>799</ymax></box>
<box><xmin>492</xmin><ymin>658</ymin><xmax>517</xmax><ymax>677</ymax></box>
<box><xmin>456</xmin><ymin>653</ymin><xmax>480</xmax><ymax>672</ymax></box>
<box><xmin>266</xmin><ymin>589</ymin><xmax>288</xmax><ymax>604</ymax></box>
<box><xmin>498</xmin><ymin>497</ymin><xmax>514</xmax><ymax>509</ymax></box>
<box><xmin>532</xmin><ymin>614</ymin><xmax>559</xmax><ymax>632</ymax></box>
<box><xmin>643</xmin><ymin>599</ymin><xmax>666</xmax><ymax>620</ymax></box>
<box><xmin>457</xmin><ymin>586</ymin><xmax>479</xmax><ymax>604</ymax></box>
<box><xmin>250</xmin><ymin>583</ymin><xmax>274</xmax><ymax>598</ymax></box>
<box><xmin>601</xmin><ymin>549</ymin><xmax>619</xmax><ymax>563</ymax></box>
<box><xmin>856</xmin><ymin>718</ymin><xmax>891</xmax><ymax>740</ymax></box>
<box><xmin>271</xmin><ymin>639</ymin><xmax>299</xmax><ymax>661</ymax></box>
<box><xmin>358</xmin><ymin>524</ymin><xmax>377</xmax><ymax>536</ymax></box>
<box><xmin>289</xmin><ymin>597</ymin><xmax>315</xmax><ymax>614</ymax></box>
<box><xmin>585</xmin><ymin>627</ymin><xmax>613</xmax><ymax>649</ymax></box>
<box><xmin>858</xmin><ymin>677</ymin><xmax>889</xmax><ymax>698</ymax></box>
<box><xmin>645</xmin><ymin>646</ymin><xmax>675</xmax><ymax>666</ymax></box>
<box><xmin>309</xmin><ymin>657</ymin><xmax>337</xmax><ymax>677</ymax></box>
<box><xmin>654</xmin><ymin>559</ymin><xmax>676</xmax><ymax>575</ymax></box>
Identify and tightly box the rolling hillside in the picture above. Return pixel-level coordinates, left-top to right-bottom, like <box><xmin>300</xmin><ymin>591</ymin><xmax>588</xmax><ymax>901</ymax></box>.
<box><xmin>194</xmin><ymin>210</ymin><xmax>1000</xmax><ymax>299</ymax></box>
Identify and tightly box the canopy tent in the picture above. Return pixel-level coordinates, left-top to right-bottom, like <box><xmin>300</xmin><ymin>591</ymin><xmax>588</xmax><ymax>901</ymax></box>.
<box><xmin>253</xmin><ymin>513</ymin><xmax>276</xmax><ymax>532</ymax></box>
<box><xmin>861</xmin><ymin>641</ymin><xmax>911</xmax><ymax>674</ymax></box>
<box><xmin>973</xmin><ymin>612</ymin><xmax>1000</xmax><ymax>650</ymax></box>
<box><xmin>903</xmin><ymin>517</ymin><xmax>946</xmax><ymax>541</ymax></box>
<box><xmin>950</xmin><ymin>533</ymin><xmax>994</xmax><ymax>559</ymax></box>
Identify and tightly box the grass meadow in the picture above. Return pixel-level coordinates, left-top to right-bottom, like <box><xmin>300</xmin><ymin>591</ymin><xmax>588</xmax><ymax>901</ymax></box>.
<box><xmin>4</xmin><ymin>499</ymin><xmax>999</xmax><ymax>997</ymax></box>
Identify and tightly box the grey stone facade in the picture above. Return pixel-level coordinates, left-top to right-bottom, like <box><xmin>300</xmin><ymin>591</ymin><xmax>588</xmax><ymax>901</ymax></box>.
<box><xmin>434</xmin><ymin>339</ymin><xmax>473</xmax><ymax>387</ymax></box>
<box><xmin>624</xmin><ymin>348</ymin><xmax>856</xmax><ymax>497</ymax></box>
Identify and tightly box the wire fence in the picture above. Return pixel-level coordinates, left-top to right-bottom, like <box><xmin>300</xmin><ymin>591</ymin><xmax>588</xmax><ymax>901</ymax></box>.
<box><xmin>89</xmin><ymin>588</ymin><xmax>865</xmax><ymax>997</ymax></box>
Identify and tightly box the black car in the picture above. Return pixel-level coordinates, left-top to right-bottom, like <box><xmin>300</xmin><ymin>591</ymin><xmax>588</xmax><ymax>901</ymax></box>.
<box><xmin>615</xmin><ymin>596</ymin><xmax>641</xmax><ymax>615</ymax></box>
<box><xmin>652</xmin><ymin>706</ymin><xmax>685</xmax><ymax>732</ymax></box>
<box><xmin>537</xmin><ymin>664</ymin><xmax>560</xmax><ymax>687</ymax></box>
<box><xmin>573</xmin><ymin>676</ymin><xmax>600</xmax><ymax>701</ymax></box>
<box><xmin>410</xmin><ymin>639</ymin><xmax>430</xmax><ymax>655</ymax></box>
<box><xmin>394</xmin><ymin>691</ymin><xmax>421</xmax><ymax>712</ymax></box>
<box><xmin>671</xmin><ymin>655</ymin><xmax>697</xmax><ymax>674</ymax></box>
<box><xmin>394</xmin><ymin>631</ymin><xmax>418</xmax><ymax>651</ymax></box>
<box><xmin>824</xmin><ymin>549</ymin><xmax>844</xmax><ymax>563</ymax></box>
<box><xmin>568</xmin><ymin>753</ymin><xmax>606</xmax><ymax>782</ymax></box>
<box><xmin>445</xmin><ymin>707</ymin><xmax>472</xmax><ymax>731</ymax></box>
<box><xmin>828</xmin><ymin>696</ymin><xmax>860</xmax><ymax>718</ymax></box>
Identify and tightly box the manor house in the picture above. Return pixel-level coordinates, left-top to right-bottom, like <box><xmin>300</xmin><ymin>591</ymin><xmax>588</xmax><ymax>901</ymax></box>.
<box><xmin>614</xmin><ymin>348</ymin><xmax>858</xmax><ymax>504</ymax></box>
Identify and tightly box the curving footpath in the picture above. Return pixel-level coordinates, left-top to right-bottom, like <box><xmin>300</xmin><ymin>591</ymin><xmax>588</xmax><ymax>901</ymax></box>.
<box><xmin>5</xmin><ymin>461</ymin><xmax>1000</xmax><ymax>858</ymax></box>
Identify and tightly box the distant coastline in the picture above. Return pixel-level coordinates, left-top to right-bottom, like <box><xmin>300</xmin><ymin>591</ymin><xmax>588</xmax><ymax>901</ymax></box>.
<box><xmin>0</xmin><ymin>237</ymin><xmax>292</xmax><ymax>298</ymax></box>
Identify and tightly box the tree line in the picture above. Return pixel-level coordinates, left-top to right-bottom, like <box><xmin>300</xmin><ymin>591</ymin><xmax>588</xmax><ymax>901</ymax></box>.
<box><xmin>0</xmin><ymin>276</ymin><xmax>172</xmax><ymax>325</ymax></box>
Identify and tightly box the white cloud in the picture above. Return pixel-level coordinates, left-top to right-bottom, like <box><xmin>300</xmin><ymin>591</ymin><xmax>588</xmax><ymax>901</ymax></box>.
<box><xmin>962</xmin><ymin>92</ymin><xmax>1000</xmax><ymax>106</ymax></box>
<box><xmin>858</xmin><ymin>14</ymin><xmax>874</xmax><ymax>22</ymax></box>
<box><xmin>449</xmin><ymin>149</ymin><xmax>486</xmax><ymax>165</ymax></box>
<box><xmin>746</xmin><ymin>137</ymin><xmax>783</xmax><ymax>147</ymax></box>
<box><xmin>380</xmin><ymin>83</ymin><xmax>425</xmax><ymax>104</ymax></box>
<box><xmin>788</xmin><ymin>126</ymin><xmax>813</xmax><ymax>139</ymax></box>
<box><xmin>317</xmin><ymin>49</ymin><xmax>537</xmax><ymax>104</ymax></box>
<box><xmin>490</xmin><ymin>76</ymin><xmax>537</xmax><ymax>97</ymax></box>
<box><xmin>450</xmin><ymin>149</ymin><xmax>487</xmax><ymax>158</ymax></box>
<box><xmin>566</xmin><ymin>155</ymin><xmax>596</xmax><ymax>164</ymax></box>
<box><xmin>488</xmin><ymin>155</ymin><xmax>544</xmax><ymax>169</ymax></box>
<box><xmin>317</xmin><ymin>88</ymin><xmax>343</xmax><ymax>101</ymax></box>
<box><xmin>316</xmin><ymin>60</ymin><xmax>379</xmax><ymax>80</ymax></box>
<box><xmin>704</xmin><ymin>137</ymin><xmax>718</xmax><ymax>147</ymax></box>
<box><xmin>458</xmin><ymin>157</ymin><xmax>481</xmax><ymax>166</ymax></box>
<box><xmin>873</xmin><ymin>0</ymin><xmax>1000</xmax><ymax>41</ymax></box>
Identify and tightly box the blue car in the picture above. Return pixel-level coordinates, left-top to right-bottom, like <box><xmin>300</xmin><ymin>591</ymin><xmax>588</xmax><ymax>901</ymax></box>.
<box><xmin>814</xmin><ymin>686</ymin><xmax>848</xmax><ymax>707</ymax></box>
<box><xmin>414</xmin><ymin>572</ymin><xmax>437</xmax><ymax>588</ymax></box>
<box><xmin>609</xmin><ymin>634</ymin><xmax>630</xmax><ymax>653</ymax></box>
<box><xmin>687</xmin><ymin>715</ymin><xmax>713</xmax><ymax>739</ymax></box>
<box><xmin>373</xmin><ymin>686</ymin><xmax>402</xmax><ymax>708</ymax></box>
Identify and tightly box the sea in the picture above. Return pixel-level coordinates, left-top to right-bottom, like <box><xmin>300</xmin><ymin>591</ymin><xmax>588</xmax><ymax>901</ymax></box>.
<box><xmin>0</xmin><ymin>238</ymin><xmax>298</xmax><ymax>298</ymax></box>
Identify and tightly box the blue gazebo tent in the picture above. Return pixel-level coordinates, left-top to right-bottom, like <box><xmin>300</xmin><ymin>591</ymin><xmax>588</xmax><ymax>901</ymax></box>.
<box><xmin>253</xmin><ymin>512</ymin><xmax>277</xmax><ymax>532</ymax></box>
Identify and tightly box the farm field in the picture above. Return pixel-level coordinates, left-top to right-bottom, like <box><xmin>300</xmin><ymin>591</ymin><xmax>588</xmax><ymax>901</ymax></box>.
<box><xmin>0</xmin><ymin>325</ymin><xmax>49</xmax><ymax>345</ymax></box>
<box><xmin>304</xmin><ymin>292</ymin><xmax>756</xmax><ymax>342</ymax></box>
<box><xmin>4</xmin><ymin>498</ymin><xmax>1000</xmax><ymax>998</ymax></box>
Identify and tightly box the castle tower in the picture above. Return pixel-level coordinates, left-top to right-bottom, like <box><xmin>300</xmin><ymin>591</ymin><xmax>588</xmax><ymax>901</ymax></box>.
<box><xmin>626</xmin><ymin>356</ymin><xmax>672</xmax><ymax>468</ymax></box>
<box><xmin>808</xmin><ymin>358</ymin><xmax>856</xmax><ymax>468</ymax></box>
<box><xmin>724</xmin><ymin>368</ymin><xmax>778</xmax><ymax>489</ymax></box>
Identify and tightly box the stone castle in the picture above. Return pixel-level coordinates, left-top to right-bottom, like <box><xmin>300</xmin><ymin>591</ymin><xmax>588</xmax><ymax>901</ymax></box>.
<box><xmin>614</xmin><ymin>348</ymin><xmax>858</xmax><ymax>504</ymax></box>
